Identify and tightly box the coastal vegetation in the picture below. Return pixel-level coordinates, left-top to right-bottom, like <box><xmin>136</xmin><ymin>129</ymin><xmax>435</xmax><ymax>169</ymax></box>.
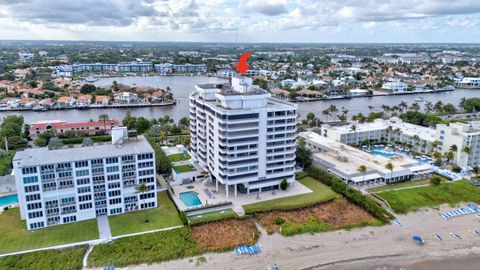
<box><xmin>88</xmin><ymin>217</ymin><xmax>260</xmax><ymax>268</ymax></box>
<box><xmin>305</xmin><ymin>166</ymin><xmax>394</xmax><ymax>223</ymax></box>
<box><xmin>0</xmin><ymin>246</ymin><xmax>88</xmax><ymax>270</ymax></box>
<box><xmin>256</xmin><ymin>198</ymin><xmax>381</xmax><ymax>236</ymax></box>
<box><xmin>190</xmin><ymin>218</ymin><xmax>259</xmax><ymax>251</ymax></box>
<box><xmin>376</xmin><ymin>180</ymin><xmax>480</xmax><ymax>214</ymax></box>
<box><xmin>88</xmin><ymin>227</ymin><xmax>200</xmax><ymax>268</ymax></box>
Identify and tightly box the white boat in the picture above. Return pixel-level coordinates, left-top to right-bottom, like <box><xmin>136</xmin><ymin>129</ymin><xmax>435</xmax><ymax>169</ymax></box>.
<box><xmin>414</xmin><ymin>97</ymin><xmax>425</xmax><ymax>102</ymax></box>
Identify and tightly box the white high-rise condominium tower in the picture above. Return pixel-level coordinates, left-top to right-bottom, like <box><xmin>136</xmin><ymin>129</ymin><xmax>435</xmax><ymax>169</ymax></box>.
<box><xmin>189</xmin><ymin>77</ymin><xmax>297</xmax><ymax>197</ymax></box>
<box><xmin>13</xmin><ymin>127</ymin><xmax>157</xmax><ymax>230</ymax></box>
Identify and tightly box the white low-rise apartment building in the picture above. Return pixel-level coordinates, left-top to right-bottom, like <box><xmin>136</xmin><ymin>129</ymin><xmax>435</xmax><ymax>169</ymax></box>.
<box><xmin>321</xmin><ymin>118</ymin><xmax>436</xmax><ymax>154</ymax></box>
<box><xmin>382</xmin><ymin>81</ymin><xmax>408</xmax><ymax>93</ymax></box>
<box><xmin>189</xmin><ymin>77</ymin><xmax>297</xmax><ymax>197</ymax></box>
<box><xmin>436</xmin><ymin>122</ymin><xmax>480</xmax><ymax>168</ymax></box>
<box><xmin>13</xmin><ymin>127</ymin><xmax>157</xmax><ymax>230</ymax></box>
<box><xmin>454</xmin><ymin>77</ymin><xmax>480</xmax><ymax>88</ymax></box>
<box><xmin>299</xmin><ymin>131</ymin><xmax>432</xmax><ymax>187</ymax></box>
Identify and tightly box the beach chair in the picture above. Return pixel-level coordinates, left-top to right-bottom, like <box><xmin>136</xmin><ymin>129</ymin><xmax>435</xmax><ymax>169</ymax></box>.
<box><xmin>435</xmin><ymin>234</ymin><xmax>442</xmax><ymax>240</ymax></box>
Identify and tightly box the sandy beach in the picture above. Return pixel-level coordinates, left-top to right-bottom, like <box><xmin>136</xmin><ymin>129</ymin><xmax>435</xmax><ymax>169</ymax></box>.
<box><xmin>114</xmin><ymin>204</ymin><xmax>480</xmax><ymax>270</ymax></box>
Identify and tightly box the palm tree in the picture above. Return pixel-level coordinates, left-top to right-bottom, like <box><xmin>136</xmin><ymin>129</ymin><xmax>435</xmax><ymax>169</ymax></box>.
<box><xmin>431</xmin><ymin>140</ymin><xmax>439</xmax><ymax>152</ymax></box>
<box><xmin>385</xmin><ymin>162</ymin><xmax>394</xmax><ymax>183</ymax></box>
<box><xmin>462</xmin><ymin>146</ymin><xmax>471</xmax><ymax>165</ymax></box>
<box><xmin>350</xmin><ymin>124</ymin><xmax>357</xmax><ymax>145</ymax></box>
<box><xmin>434</xmin><ymin>101</ymin><xmax>444</xmax><ymax>114</ymax></box>
<box><xmin>329</xmin><ymin>105</ymin><xmax>338</xmax><ymax>120</ymax></box>
<box><xmin>450</xmin><ymin>144</ymin><xmax>458</xmax><ymax>164</ymax></box>
<box><xmin>98</xmin><ymin>114</ymin><xmax>109</xmax><ymax>132</ymax></box>
<box><xmin>444</xmin><ymin>151</ymin><xmax>455</xmax><ymax>165</ymax></box>
<box><xmin>399</xmin><ymin>101</ymin><xmax>408</xmax><ymax>113</ymax></box>
<box><xmin>322</xmin><ymin>109</ymin><xmax>331</xmax><ymax>122</ymax></box>
<box><xmin>136</xmin><ymin>183</ymin><xmax>150</xmax><ymax>223</ymax></box>
<box><xmin>357</xmin><ymin>165</ymin><xmax>367</xmax><ymax>184</ymax></box>
<box><xmin>368</xmin><ymin>105</ymin><xmax>374</xmax><ymax>111</ymax></box>
<box><xmin>424</xmin><ymin>101</ymin><xmax>433</xmax><ymax>114</ymax></box>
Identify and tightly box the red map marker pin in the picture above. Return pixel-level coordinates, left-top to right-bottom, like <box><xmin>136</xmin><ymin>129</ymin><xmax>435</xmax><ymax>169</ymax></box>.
<box><xmin>235</xmin><ymin>51</ymin><xmax>252</xmax><ymax>75</ymax></box>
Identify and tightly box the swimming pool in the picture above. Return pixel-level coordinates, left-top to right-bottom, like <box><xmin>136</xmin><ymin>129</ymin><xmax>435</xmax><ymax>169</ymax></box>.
<box><xmin>0</xmin><ymin>194</ymin><xmax>18</xmax><ymax>207</ymax></box>
<box><xmin>368</xmin><ymin>148</ymin><xmax>399</xmax><ymax>158</ymax></box>
<box><xmin>179</xmin><ymin>191</ymin><xmax>202</xmax><ymax>207</ymax></box>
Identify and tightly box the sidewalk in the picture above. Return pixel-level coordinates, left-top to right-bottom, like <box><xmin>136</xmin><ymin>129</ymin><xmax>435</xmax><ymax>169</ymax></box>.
<box><xmin>97</xmin><ymin>215</ymin><xmax>112</xmax><ymax>239</ymax></box>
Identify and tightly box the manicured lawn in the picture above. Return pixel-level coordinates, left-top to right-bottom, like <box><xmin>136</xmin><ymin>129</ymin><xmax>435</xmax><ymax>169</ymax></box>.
<box><xmin>108</xmin><ymin>192</ymin><xmax>183</xmax><ymax>236</ymax></box>
<box><xmin>0</xmin><ymin>209</ymin><xmax>98</xmax><ymax>254</ymax></box>
<box><xmin>243</xmin><ymin>176</ymin><xmax>339</xmax><ymax>213</ymax></box>
<box><xmin>88</xmin><ymin>227</ymin><xmax>200</xmax><ymax>268</ymax></box>
<box><xmin>188</xmin><ymin>208</ymin><xmax>238</xmax><ymax>224</ymax></box>
<box><xmin>368</xmin><ymin>177</ymin><xmax>448</xmax><ymax>193</ymax></box>
<box><xmin>0</xmin><ymin>245</ymin><xmax>88</xmax><ymax>270</ymax></box>
<box><xmin>168</xmin><ymin>152</ymin><xmax>191</xmax><ymax>162</ymax></box>
<box><xmin>172</xmin><ymin>164</ymin><xmax>195</xmax><ymax>173</ymax></box>
<box><xmin>377</xmin><ymin>180</ymin><xmax>480</xmax><ymax>214</ymax></box>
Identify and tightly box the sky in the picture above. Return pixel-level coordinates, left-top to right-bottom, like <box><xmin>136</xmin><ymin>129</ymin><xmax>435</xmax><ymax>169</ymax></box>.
<box><xmin>0</xmin><ymin>0</ymin><xmax>480</xmax><ymax>43</ymax></box>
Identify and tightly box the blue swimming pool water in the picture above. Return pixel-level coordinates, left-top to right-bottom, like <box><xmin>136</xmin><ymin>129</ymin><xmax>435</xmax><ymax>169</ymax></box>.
<box><xmin>179</xmin><ymin>191</ymin><xmax>202</xmax><ymax>207</ymax></box>
<box><xmin>369</xmin><ymin>148</ymin><xmax>399</xmax><ymax>158</ymax></box>
<box><xmin>0</xmin><ymin>194</ymin><xmax>18</xmax><ymax>206</ymax></box>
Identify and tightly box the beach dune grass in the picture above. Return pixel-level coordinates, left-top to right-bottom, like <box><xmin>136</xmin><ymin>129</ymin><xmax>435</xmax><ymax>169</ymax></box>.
<box><xmin>0</xmin><ymin>208</ymin><xmax>98</xmax><ymax>254</ymax></box>
<box><xmin>0</xmin><ymin>246</ymin><xmax>88</xmax><ymax>270</ymax></box>
<box><xmin>168</xmin><ymin>152</ymin><xmax>191</xmax><ymax>162</ymax></box>
<box><xmin>256</xmin><ymin>198</ymin><xmax>381</xmax><ymax>236</ymax></box>
<box><xmin>88</xmin><ymin>227</ymin><xmax>201</xmax><ymax>268</ymax></box>
<box><xmin>172</xmin><ymin>164</ymin><xmax>195</xmax><ymax>173</ymax></box>
<box><xmin>243</xmin><ymin>176</ymin><xmax>339</xmax><ymax>213</ymax></box>
<box><xmin>108</xmin><ymin>192</ymin><xmax>182</xmax><ymax>236</ymax></box>
<box><xmin>377</xmin><ymin>180</ymin><xmax>480</xmax><ymax>214</ymax></box>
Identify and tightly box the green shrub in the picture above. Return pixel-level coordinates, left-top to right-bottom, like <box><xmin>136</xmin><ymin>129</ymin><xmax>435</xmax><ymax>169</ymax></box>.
<box><xmin>274</xmin><ymin>216</ymin><xmax>285</xmax><ymax>225</ymax></box>
<box><xmin>0</xmin><ymin>246</ymin><xmax>88</xmax><ymax>270</ymax></box>
<box><xmin>452</xmin><ymin>166</ymin><xmax>462</xmax><ymax>173</ymax></box>
<box><xmin>280</xmin><ymin>178</ymin><xmax>288</xmax><ymax>191</ymax></box>
<box><xmin>430</xmin><ymin>176</ymin><xmax>442</xmax><ymax>185</ymax></box>
<box><xmin>179</xmin><ymin>211</ymin><xmax>188</xmax><ymax>225</ymax></box>
<box><xmin>34</xmin><ymin>137</ymin><xmax>47</xmax><ymax>147</ymax></box>
<box><xmin>305</xmin><ymin>166</ymin><xmax>394</xmax><ymax>222</ymax></box>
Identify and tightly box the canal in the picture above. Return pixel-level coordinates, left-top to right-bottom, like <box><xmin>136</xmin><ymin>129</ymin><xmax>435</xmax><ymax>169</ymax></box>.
<box><xmin>1</xmin><ymin>76</ymin><xmax>478</xmax><ymax>124</ymax></box>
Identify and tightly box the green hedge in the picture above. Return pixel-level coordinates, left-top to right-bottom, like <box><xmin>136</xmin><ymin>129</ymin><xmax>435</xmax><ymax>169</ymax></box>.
<box><xmin>0</xmin><ymin>152</ymin><xmax>15</xmax><ymax>176</ymax></box>
<box><xmin>62</xmin><ymin>136</ymin><xmax>111</xmax><ymax>145</ymax></box>
<box><xmin>305</xmin><ymin>166</ymin><xmax>394</xmax><ymax>223</ymax></box>
<box><xmin>0</xmin><ymin>245</ymin><xmax>88</xmax><ymax>270</ymax></box>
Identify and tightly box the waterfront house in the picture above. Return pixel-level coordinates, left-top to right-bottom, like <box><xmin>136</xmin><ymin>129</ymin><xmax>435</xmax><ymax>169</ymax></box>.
<box><xmin>76</xmin><ymin>95</ymin><xmax>92</xmax><ymax>107</ymax></box>
<box><xmin>0</xmin><ymin>97</ymin><xmax>19</xmax><ymax>108</ymax></box>
<box><xmin>270</xmin><ymin>88</ymin><xmax>290</xmax><ymax>98</ymax></box>
<box><xmin>18</xmin><ymin>98</ymin><xmax>36</xmax><ymax>108</ymax></box>
<box><xmin>95</xmin><ymin>95</ymin><xmax>110</xmax><ymax>106</ymax></box>
<box><xmin>18</xmin><ymin>88</ymin><xmax>43</xmax><ymax>99</ymax></box>
<box><xmin>382</xmin><ymin>82</ymin><xmax>408</xmax><ymax>93</ymax></box>
<box><xmin>296</xmin><ymin>89</ymin><xmax>322</xmax><ymax>98</ymax></box>
<box><xmin>29</xmin><ymin>119</ymin><xmax>121</xmax><ymax>139</ymax></box>
<box><xmin>56</xmin><ymin>96</ymin><xmax>76</xmax><ymax>108</ymax></box>
<box><xmin>39</xmin><ymin>98</ymin><xmax>53</xmax><ymax>108</ymax></box>
<box><xmin>114</xmin><ymin>92</ymin><xmax>138</xmax><ymax>104</ymax></box>
<box><xmin>150</xmin><ymin>90</ymin><xmax>167</xmax><ymax>103</ymax></box>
